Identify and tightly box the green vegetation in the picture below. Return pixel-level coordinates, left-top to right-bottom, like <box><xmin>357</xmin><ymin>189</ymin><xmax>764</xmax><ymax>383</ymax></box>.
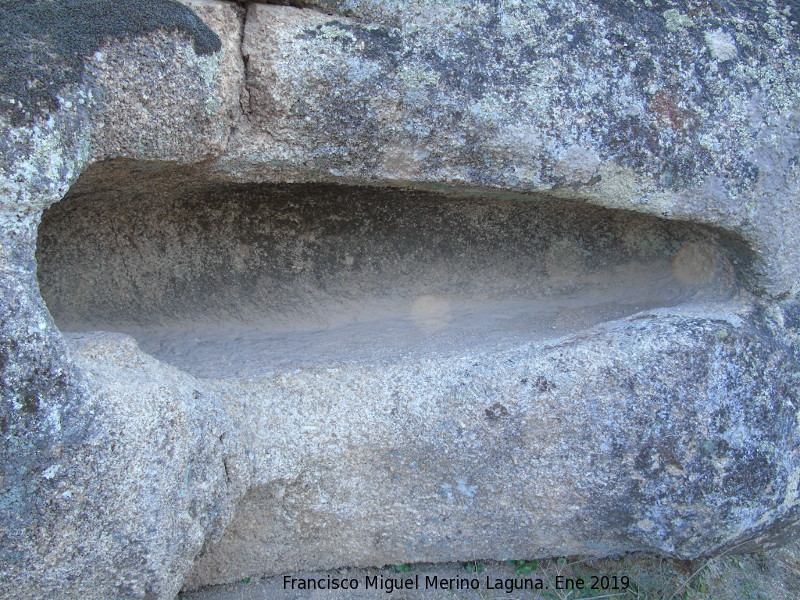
<box><xmin>464</xmin><ymin>561</ymin><xmax>485</xmax><ymax>573</ymax></box>
<box><xmin>205</xmin><ymin>542</ymin><xmax>800</xmax><ymax>599</ymax></box>
<box><xmin>492</xmin><ymin>543</ymin><xmax>800</xmax><ymax>599</ymax></box>
<box><xmin>508</xmin><ymin>559</ymin><xmax>540</xmax><ymax>575</ymax></box>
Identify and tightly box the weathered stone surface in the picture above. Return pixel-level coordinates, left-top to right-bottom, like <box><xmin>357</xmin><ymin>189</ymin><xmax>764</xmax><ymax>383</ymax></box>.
<box><xmin>1</xmin><ymin>1</ymin><xmax>247</xmax><ymax>598</ymax></box>
<box><xmin>1</xmin><ymin>0</ymin><xmax>800</xmax><ymax>598</ymax></box>
<box><xmin>184</xmin><ymin>306</ymin><xmax>800</xmax><ymax>586</ymax></box>
<box><xmin>228</xmin><ymin>0</ymin><xmax>800</xmax><ymax>297</ymax></box>
<box><xmin>0</xmin><ymin>0</ymin><xmax>221</xmax><ymax>126</ymax></box>
<box><xmin>88</xmin><ymin>0</ymin><xmax>244</xmax><ymax>162</ymax></box>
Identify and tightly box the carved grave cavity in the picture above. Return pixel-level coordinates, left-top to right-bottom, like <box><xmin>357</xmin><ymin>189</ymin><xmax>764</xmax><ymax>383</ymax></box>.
<box><xmin>37</xmin><ymin>160</ymin><xmax>747</xmax><ymax>378</ymax></box>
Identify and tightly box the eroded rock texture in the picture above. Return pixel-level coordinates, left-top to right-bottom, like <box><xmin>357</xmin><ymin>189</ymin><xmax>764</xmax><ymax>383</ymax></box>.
<box><xmin>1</xmin><ymin>0</ymin><xmax>799</xmax><ymax>598</ymax></box>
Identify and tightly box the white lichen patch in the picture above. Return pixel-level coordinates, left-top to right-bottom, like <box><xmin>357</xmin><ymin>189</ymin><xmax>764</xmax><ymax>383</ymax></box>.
<box><xmin>397</xmin><ymin>64</ymin><xmax>441</xmax><ymax>88</ymax></box>
<box><xmin>705</xmin><ymin>29</ymin><xmax>738</xmax><ymax>61</ymax></box>
<box><xmin>315</xmin><ymin>23</ymin><xmax>357</xmax><ymax>44</ymax></box>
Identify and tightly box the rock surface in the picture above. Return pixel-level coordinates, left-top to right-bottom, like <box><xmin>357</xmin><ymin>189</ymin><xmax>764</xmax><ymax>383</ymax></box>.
<box><xmin>1</xmin><ymin>0</ymin><xmax>800</xmax><ymax>598</ymax></box>
<box><xmin>229</xmin><ymin>0</ymin><xmax>800</xmax><ymax>297</ymax></box>
<box><xmin>0</xmin><ymin>1</ymin><xmax>246</xmax><ymax>598</ymax></box>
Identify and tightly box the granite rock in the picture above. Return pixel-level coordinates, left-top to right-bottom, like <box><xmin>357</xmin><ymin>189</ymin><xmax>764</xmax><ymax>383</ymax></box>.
<box><xmin>1</xmin><ymin>0</ymin><xmax>800</xmax><ymax>597</ymax></box>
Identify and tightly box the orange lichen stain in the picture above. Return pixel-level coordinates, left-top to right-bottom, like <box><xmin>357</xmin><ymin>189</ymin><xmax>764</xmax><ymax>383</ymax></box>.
<box><xmin>650</xmin><ymin>90</ymin><xmax>694</xmax><ymax>131</ymax></box>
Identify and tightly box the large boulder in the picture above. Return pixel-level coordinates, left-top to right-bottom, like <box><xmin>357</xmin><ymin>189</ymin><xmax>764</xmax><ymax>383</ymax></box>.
<box><xmin>1</xmin><ymin>0</ymin><xmax>799</xmax><ymax>597</ymax></box>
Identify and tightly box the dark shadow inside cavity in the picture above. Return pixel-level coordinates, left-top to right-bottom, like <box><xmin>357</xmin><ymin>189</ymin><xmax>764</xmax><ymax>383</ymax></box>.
<box><xmin>37</xmin><ymin>160</ymin><xmax>750</xmax><ymax>377</ymax></box>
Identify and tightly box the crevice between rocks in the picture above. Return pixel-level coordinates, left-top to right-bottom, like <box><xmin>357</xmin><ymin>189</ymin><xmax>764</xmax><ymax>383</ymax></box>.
<box><xmin>237</xmin><ymin>2</ymin><xmax>253</xmax><ymax>123</ymax></box>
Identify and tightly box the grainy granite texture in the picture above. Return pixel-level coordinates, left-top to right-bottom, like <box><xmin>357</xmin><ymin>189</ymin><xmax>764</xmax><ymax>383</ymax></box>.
<box><xmin>0</xmin><ymin>1</ymin><xmax>246</xmax><ymax>598</ymax></box>
<box><xmin>1</xmin><ymin>0</ymin><xmax>799</xmax><ymax>598</ymax></box>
